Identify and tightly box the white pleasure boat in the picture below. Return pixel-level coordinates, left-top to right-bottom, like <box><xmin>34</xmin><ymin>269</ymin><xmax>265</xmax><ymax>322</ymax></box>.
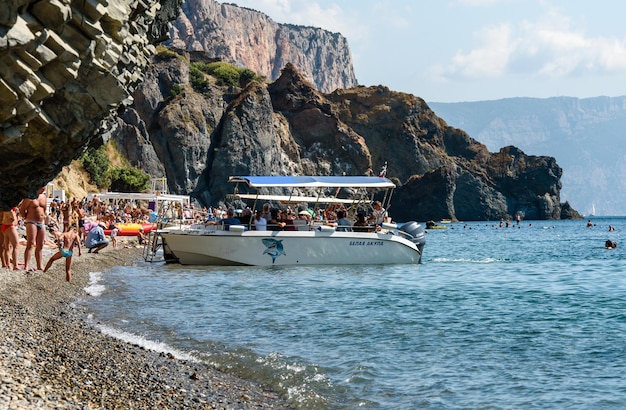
<box><xmin>159</xmin><ymin>176</ymin><xmax>425</xmax><ymax>266</ymax></box>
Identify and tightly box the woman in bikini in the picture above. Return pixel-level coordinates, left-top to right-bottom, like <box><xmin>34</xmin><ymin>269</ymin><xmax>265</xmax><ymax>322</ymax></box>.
<box><xmin>1</xmin><ymin>208</ymin><xmax>20</xmax><ymax>270</ymax></box>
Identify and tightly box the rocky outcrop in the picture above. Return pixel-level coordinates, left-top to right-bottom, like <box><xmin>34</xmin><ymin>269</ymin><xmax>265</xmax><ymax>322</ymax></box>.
<box><xmin>113</xmin><ymin>52</ymin><xmax>577</xmax><ymax>220</ymax></box>
<box><xmin>430</xmin><ymin>96</ymin><xmax>626</xmax><ymax>216</ymax></box>
<box><xmin>167</xmin><ymin>0</ymin><xmax>358</xmax><ymax>93</ymax></box>
<box><xmin>0</xmin><ymin>0</ymin><xmax>182</xmax><ymax>209</ymax></box>
<box><xmin>327</xmin><ymin>87</ymin><xmax>571</xmax><ymax>221</ymax></box>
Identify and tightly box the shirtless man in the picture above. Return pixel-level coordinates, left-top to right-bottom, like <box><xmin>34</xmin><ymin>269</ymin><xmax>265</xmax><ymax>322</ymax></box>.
<box><xmin>44</xmin><ymin>225</ymin><xmax>81</xmax><ymax>281</ymax></box>
<box><xmin>19</xmin><ymin>186</ymin><xmax>48</xmax><ymax>271</ymax></box>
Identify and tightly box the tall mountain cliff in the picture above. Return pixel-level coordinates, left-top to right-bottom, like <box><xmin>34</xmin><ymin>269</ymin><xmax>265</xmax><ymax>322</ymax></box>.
<box><xmin>430</xmin><ymin>97</ymin><xmax>626</xmax><ymax>216</ymax></box>
<box><xmin>111</xmin><ymin>51</ymin><xmax>578</xmax><ymax>221</ymax></box>
<box><xmin>0</xmin><ymin>0</ymin><xmax>182</xmax><ymax>209</ymax></box>
<box><xmin>166</xmin><ymin>0</ymin><xmax>358</xmax><ymax>93</ymax></box>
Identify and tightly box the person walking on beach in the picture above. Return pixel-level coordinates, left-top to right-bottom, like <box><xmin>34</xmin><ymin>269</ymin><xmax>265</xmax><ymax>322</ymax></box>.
<box><xmin>2</xmin><ymin>208</ymin><xmax>20</xmax><ymax>270</ymax></box>
<box><xmin>19</xmin><ymin>186</ymin><xmax>48</xmax><ymax>272</ymax></box>
<box><xmin>75</xmin><ymin>204</ymin><xmax>86</xmax><ymax>243</ymax></box>
<box><xmin>44</xmin><ymin>225</ymin><xmax>81</xmax><ymax>281</ymax></box>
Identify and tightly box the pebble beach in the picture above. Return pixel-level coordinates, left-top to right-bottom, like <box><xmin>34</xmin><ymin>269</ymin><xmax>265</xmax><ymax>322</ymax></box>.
<box><xmin>0</xmin><ymin>245</ymin><xmax>291</xmax><ymax>409</ymax></box>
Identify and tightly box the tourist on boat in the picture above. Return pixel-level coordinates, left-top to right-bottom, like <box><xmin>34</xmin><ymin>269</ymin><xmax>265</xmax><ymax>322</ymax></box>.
<box><xmin>353</xmin><ymin>213</ymin><xmax>370</xmax><ymax>232</ymax></box>
<box><xmin>252</xmin><ymin>210</ymin><xmax>267</xmax><ymax>231</ymax></box>
<box><xmin>315</xmin><ymin>209</ymin><xmax>324</xmax><ymax>221</ymax></box>
<box><xmin>335</xmin><ymin>210</ymin><xmax>352</xmax><ymax>232</ymax></box>
<box><xmin>368</xmin><ymin>201</ymin><xmax>388</xmax><ymax>226</ymax></box>
<box><xmin>268</xmin><ymin>209</ymin><xmax>286</xmax><ymax>231</ymax></box>
<box><xmin>219</xmin><ymin>208</ymin><xmax>241</xmax><ymax>230</ymax></box>
<box><xmin>324</xmin><ymin>204</ymin><xmax>339</xmax><ymax>222</ymax></box>
<box><xmin>203</xmin><ymin>207</ymin><xmax>217</xmax><ymax>223</ymax></box>
<box><xmin>239</xmin><ymin>207</ymin><xmax>252</xmax><ymax>225</ymax></box>
<box><xmin>279</xmin><ymin>209</ymin><xmax>297</xmax><ymax>231</ymax></box>
<box><xmin>261</xmin><ymin>203</ymin><xmax>272</xmax><ymax>222</ymax></box>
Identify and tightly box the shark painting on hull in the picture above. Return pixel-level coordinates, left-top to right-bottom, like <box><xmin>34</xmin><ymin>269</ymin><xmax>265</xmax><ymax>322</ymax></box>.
<box><xmin>262</xmin><ymin>238</ymin><xmax>286</xmax><ymax>263</ymax></box>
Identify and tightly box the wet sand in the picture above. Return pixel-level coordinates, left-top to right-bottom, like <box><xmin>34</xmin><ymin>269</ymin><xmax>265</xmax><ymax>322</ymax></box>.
<box><xmin>0</xmin><ymin>244</ymin><xmax>291</xmax><ymax>409</ymax></box>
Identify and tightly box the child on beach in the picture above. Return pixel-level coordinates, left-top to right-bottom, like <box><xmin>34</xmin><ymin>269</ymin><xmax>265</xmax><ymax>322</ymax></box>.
<box><xmin>137</xmin><ymin>227</ymin><xmax>146</xmax><ymax>245</ymax></box>
<box><xmin>44</xmin><ymin>225</ymin><xmax>81</xmax><ymax>281</ymax></box>
<box><xmin>110</xmin><ymin>224</ymin><xmax>119</xmax><ymax>248</ymax></box>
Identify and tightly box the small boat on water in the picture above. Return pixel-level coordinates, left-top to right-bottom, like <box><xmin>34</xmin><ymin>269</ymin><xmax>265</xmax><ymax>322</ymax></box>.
<box><xmin>159</xmin><ymin>176</ymin><xmax>426</xmax><ymax>266</ymax></box>
<box><xmin>426</xmin><ymin>220</ymin><xmax>447</xmax><ymax>230</ymax></box>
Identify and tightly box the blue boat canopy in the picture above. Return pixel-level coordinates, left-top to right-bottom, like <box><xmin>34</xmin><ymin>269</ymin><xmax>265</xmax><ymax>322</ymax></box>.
<box><xmin>228</xmin><ymin>176</ymin><xmax>396</xmax><ymax>188</ymax></box>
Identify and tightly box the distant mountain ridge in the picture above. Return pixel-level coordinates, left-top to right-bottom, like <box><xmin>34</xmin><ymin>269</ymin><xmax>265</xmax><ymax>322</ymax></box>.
<box><xmin>429</xmin><ymin>96</ymin><xmax>626</xmax><ymax>216</ymax></box>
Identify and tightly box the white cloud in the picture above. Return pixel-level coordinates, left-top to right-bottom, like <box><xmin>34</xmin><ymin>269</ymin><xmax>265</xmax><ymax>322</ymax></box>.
<box><xmin>452</xmin><ymin>24</ymin><xmax>516</xmax><ymax>78</ymax></box>
<box><xmin>431</xmin><ymin>7</ymin><xmax>626</xmax><ymax>82</ymax></box>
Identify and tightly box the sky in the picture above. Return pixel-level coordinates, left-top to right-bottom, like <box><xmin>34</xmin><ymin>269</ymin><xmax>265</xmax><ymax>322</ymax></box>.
<box><xmin>219</xmin><ymin>0</ymin><xmax>626</xmax><ymax>102</ymax></box>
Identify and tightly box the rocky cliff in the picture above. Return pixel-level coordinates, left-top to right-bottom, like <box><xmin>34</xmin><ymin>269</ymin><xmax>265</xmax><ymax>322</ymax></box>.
<box><xmin>166</xmin><ymin>0</ymin><xmax>358</xmax><ymax>94</ymax></box>
<box><xmin>0</xmin><ymin>0</ymin><xmax>182</xmax><ymax>209</ymax></box>
<box><xmin>113</xmin><ymin>52</ymin><xmax>577</xmax><ymax>221</ymax></box>
<box><xmin>430</xmin><ymin>97</ymin><xmax>626</xmax><ymax>216</ymax></box>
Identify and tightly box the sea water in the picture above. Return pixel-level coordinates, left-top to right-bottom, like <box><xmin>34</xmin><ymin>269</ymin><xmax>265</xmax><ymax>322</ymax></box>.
<box><xmin>80</xmin><ymin>217</ymin><xmax>626</xmax><ymax>409</ymax></box>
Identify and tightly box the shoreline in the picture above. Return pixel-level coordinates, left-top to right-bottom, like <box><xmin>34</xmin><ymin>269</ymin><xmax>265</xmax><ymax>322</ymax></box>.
<box><xmin>0</xmin><ymin>245</ymin><xmax>291</xmax><ymax>409</ymax></box>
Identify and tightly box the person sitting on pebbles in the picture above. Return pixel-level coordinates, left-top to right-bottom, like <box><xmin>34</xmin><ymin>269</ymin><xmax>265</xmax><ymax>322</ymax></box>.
<box><xmin>85</xmin><ymin>222</ymin><xmax>109</xmax><ymax>254</ymax></box>
<box><xmin>44</xmin><ymin>224</ymin><xmax>81</xmax><ymax>281</ymax></box>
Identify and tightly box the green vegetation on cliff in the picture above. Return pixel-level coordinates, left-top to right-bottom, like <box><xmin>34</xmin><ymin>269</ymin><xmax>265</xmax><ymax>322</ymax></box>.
<box><xmin>80</xmin><ymin>143</ymin><xmax>150</xmax><ymax>192</ymax></box>
<box><xmin>191</xmin><ymin>61</ymin><xmax>264</xmax><ymax>89</ymax></box>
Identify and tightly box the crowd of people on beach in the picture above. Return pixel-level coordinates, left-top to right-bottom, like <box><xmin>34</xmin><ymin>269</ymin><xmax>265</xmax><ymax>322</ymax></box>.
<box><xmin>0</xmin><ymin>188</ymin><xmax>391</xmax><ymax>281</ymax></box>
<box><xmin>0</xmin><ymin>188</ymin><xmax>154</xmax><ymax>281</ymax></box>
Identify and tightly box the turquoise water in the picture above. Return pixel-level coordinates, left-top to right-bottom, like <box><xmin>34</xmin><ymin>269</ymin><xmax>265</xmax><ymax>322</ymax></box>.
<box><xmin>82</xmin><ymin>218</ymin><xmax>626</xmax><ymax>409</ymax></box>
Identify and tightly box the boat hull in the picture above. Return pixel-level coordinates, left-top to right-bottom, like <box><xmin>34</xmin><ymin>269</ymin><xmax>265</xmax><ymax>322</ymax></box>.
<box><xmin>160</xmin><ymin>228</ymin><xmax>424</xmax><ymax>266</ymax></box>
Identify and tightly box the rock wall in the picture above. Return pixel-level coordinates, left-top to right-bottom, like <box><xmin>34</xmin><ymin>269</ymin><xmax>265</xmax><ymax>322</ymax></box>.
<box><xmin>167</xmin><ymin>0</ymin><xmax>358</xmax><ymax>93</ymax></box>
<box><xmin>0</xmin><ymin>0</ymin><xmax>182</xmax><ymax>209</ymax></box>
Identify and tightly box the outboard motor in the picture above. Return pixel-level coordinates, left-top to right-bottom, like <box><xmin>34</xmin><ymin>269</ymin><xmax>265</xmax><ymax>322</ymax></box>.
<box><xmin>399</xmin><ymin>221</ymin><xmax>426</xmax><ymax>263</ymax></box>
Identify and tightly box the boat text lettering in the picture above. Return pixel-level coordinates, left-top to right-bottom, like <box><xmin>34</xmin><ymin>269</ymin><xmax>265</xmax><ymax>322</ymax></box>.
<box><xmin>349</xmin><ymin>240</ymin><xmax>384</xmax><ymax>246</ymax></box>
